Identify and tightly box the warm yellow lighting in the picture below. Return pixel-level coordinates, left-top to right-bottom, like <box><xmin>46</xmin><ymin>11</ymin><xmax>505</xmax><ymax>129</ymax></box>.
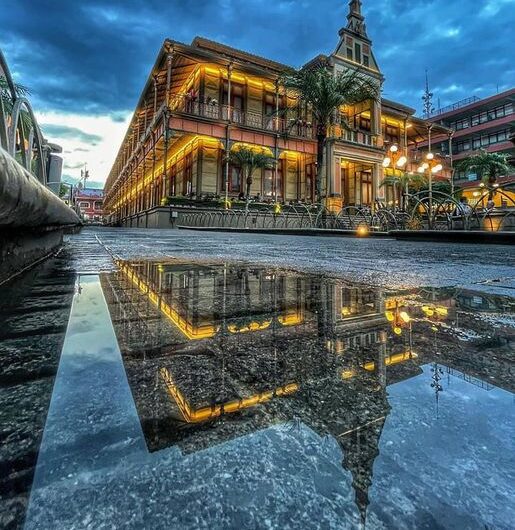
<box><xmin>417</xmin><ymin>166</ymin><xmax>425</xmax><ymax>174</ymax></box>
<box><xmin>342</xmin><ymin>369</ymin><xmax>355</xmax><ymax>380</ymax></box>
<box><xmin>341</xmin><ymin>307</ymin><xmax>351</xmax><ymax>316</ymax></box>
<box><xmin>473</xmin><ymin>191</ymin><xmax>480</xmax><ymax>197</ymax></box>
<box><xmin>426</xmin><ymin>152</ymin><xmax>434</xmax><ymax>160</ymax></box>
<box><xmin>396</xmin><ymin>156</ymin><xmax>407</xmax><ymax>168</ymax></box>
<box><xmin>422</xmin><ymin>162</ymin><xmax>429</xmax><ymax>170</ymax></box>
<box><xmin>118</xmin><ymin>262</ymin><xmax>218</xmax><ymax>340</ymax></box>
<box><xmin>399</xmin><ymin>311</ymin><xmax>411</xmax><ymax>323</ymax></box>
<box><xmin>278</xmin><ymin>310</ymin><xmax>304</xmax><ymax>326</ymax></box>
<box><xmin>493</xmin><ymin>183</ymin><xmax>500</xmax><ymax>188</ymax></box>
<box><xmin>385</xmin><ymin>311</ymin><xmax>395</xmax><ymax>322</ymax></box>
<box><xmin>363</xmin><ymin>352</ymin><xmax>419</xmax><ymax>371</ymax></box>
<box><xmin>160</xmin><ymin>367</ymin><xmax>298</xmax><ymax>424</ymax></box>
<box><xmin>382</xmin><ymin>157</ymin><xmax>391</xmax><ymax>167</ymax></box>
<box><xmin>431</xmin><ymin>164</ymin><xmax>443</xmax><ymax>173</ymax></box>
<box><xmin>479</xmin><ymin>182</ymin><xmax>485</xmax><ymax>188</ymax></box>
<box><xmin>393</xmin><ymin>327</ymin><xmax>402</xmax><ymax>335</ymax></box>
<box><xmin>390</xmin><ymin>144</ymin><xmax>399</xmax><ymax>153</ymax></box>
<box><xmin>357</xmin><ymin>225</ymin><xmax>369</xmax><ymax>237</ymax></box>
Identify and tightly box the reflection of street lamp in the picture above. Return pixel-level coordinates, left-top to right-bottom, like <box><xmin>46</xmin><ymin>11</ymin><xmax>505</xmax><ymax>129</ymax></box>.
<box><xmin>382</xmin><ymin>144</ymin><xmax>408</xmax><ymax>209</ymax></box>
<box><xmin>417</xmin><ymin>152</ymin><xmax>443</xmax><ymax>229</ymax></box>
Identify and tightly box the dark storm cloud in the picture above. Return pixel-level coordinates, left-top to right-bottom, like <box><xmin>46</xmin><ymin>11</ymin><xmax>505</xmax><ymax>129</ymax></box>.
<box><xmin>1</xmin><ymin>0</ymin><xmax>513</xmax><ymax>116</ymax></box>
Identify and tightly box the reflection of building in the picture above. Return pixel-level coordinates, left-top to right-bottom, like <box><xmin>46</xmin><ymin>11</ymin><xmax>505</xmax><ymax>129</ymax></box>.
<box><xmin>100</xmin><ymin>259</ymin><xmax>514</xmax><ymax>525</ymax></box>
<box><xmin>74</xmin><ymin>187</ymin><xmax>104</xmax><ymax>222</ymax></box>
<box><xmin>103</xmin><ymin>1</ymin><xmax>449</xmax><ymax>225</ymax></box>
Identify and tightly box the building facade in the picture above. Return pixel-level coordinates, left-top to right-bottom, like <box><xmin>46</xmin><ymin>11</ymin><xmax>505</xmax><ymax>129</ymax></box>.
<box><xmin>104</xmin><ymin>1</ymin><xmax>449</xmax><ymax>225</ymax></box>
<box><xmin>74</xmin><ymin>187</ymin><xmax>104</xmax><ymax>223</ymax></box>
<box><xmin>424</xmin><ymin>88</ymin><xmax>515</xmax><ymax>204</ymax></box>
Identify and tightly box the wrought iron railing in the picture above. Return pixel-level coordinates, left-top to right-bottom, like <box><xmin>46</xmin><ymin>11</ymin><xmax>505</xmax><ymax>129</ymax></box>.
<box><xmin>0</xmin><ymin>48</ymin><xmax>48</xmax><ymax>185</ymax></box>
<box><xmin>169</xmin><ymin>95</ymin><xmax>313</xmax><ymax>139</ymax></box>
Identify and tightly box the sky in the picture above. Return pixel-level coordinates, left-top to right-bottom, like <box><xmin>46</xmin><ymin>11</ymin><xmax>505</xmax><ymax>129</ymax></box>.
<box><xmin>1</xmin><ymin>0</ymin><xmax>514</xmax><ymax>187</ymax></box>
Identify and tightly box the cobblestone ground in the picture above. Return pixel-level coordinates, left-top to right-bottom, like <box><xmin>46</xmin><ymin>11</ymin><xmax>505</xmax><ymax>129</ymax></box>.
<box><xmin>1</xmin><ymin>226</ymin><xmax>514</xmax><ymax>529</ymax></box>
<box><xmin>67</xmin><ymin>226</ymin><xmax>515</xmax><ymax>295</ymax></box>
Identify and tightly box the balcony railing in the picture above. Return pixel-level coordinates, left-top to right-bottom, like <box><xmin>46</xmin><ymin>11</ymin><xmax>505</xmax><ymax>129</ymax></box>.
<box><xmin>169</xmin><ymin>95</ymin><xmax>313</xmax><ymax>139</ymax></box>
<box><xmin>328</xmin><ymin>123</ymin><xmax>377</xmax><ymax>147</ymax></box>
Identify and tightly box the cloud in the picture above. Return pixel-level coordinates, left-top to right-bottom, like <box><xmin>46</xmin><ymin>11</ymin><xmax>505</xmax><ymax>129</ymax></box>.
<box><xmin>35</xmin><ymin>110</ymin><xmax>131</xmax><ymax>185</ymax></box>
<box><xmin>1</xmin><ymin>0</ymin><xmax>512</xmax><ymax>184</ymax></box>
<box><xmin>39</xmin><ymin>124</ymin><xmax>103</xmax><ymax>144</ymax></box>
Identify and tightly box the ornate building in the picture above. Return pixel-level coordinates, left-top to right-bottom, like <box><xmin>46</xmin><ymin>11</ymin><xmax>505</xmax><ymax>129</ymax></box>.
<box><xmin>103</xmin><ymin>1</ymin><xmax>449</xmax><ymax>226</ymax></box>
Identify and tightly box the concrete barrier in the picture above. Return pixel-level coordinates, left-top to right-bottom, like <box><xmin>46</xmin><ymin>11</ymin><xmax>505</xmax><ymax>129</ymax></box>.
<box><xmin>0</xmin><ymin>146</ymin><xmax>79</xmax><ymax>228</ymax></box>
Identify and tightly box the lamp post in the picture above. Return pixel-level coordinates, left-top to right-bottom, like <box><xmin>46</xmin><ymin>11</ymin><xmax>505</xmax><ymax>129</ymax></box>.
<box><xmin>417</xmin><ymin>152</ymin><xmax>443</xmax><ymax>229</ymax></box>
<box><xmin>382</xmin><ymin>144</ymin><xmax>408</xmax><ymax>210</ymax></box>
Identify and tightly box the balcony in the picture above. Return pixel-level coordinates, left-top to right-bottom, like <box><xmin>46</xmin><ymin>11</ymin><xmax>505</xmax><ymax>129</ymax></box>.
<box><xmin>328</xmin><ymin>123</ymin><xmax>377</xmax><ymax>147</ymax></box>
<box><xmin>169</xmin><ymin>95</ymin><xmax>313</xmax><ymax>139</ymax></box>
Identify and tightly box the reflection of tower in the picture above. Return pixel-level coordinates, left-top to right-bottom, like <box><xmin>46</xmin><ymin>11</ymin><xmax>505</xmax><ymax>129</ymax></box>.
<box><xmin>339</xmin><ymin>414</ymin><xmax>387</xmax><ymax>527</ymax></box>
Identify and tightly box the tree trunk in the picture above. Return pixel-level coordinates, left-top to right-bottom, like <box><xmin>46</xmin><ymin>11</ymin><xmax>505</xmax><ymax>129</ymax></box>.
<box><xmin>245</xmin><ymin>175</ymin><xmax>252</xmax><ymax>214</ymax></box>
<box><xmin>316</xmin><ymin>128</ymin><xmax>326</xmax><ymax>204</ymax></box>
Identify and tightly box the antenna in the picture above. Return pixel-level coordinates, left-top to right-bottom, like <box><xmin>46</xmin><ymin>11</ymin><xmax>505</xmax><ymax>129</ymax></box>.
<box><xmin>422</xmin><ymin>69</ymin><xmax>435</xmax><ymax>119</ymax></box>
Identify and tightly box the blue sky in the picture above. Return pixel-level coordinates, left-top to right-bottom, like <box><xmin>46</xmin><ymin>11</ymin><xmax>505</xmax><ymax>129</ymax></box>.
<box><xmin>1</xmin><ymin>0</ymin><xmax>514</xmax><ymax>185</ymax></box>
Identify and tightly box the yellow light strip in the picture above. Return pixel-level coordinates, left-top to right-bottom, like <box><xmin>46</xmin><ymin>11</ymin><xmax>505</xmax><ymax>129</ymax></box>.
<box><xmin>111</xmin><ymin>135</ymin><xmax>221</xmax><ymax>210</ymax></box>
<box><xmin>160</xmin><ymin>367</ymin><xmax>298</xmax><ymax>423</ymax></box>
<box><xmin>118</xmin><ymin>262</ymin><xmax>217</xmax><ymax>340</ymax></box>
<box><xmin>363</xmin><ymin>351</ymin><xmax>418</xmax><ymax>372</ymax></box>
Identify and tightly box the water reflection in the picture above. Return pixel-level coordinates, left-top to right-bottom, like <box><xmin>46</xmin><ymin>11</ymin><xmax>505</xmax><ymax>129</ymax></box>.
<box><xmin>99</xmin><ymin>259</ymin><xmax>513</xmax><ymax>528</ymax></box>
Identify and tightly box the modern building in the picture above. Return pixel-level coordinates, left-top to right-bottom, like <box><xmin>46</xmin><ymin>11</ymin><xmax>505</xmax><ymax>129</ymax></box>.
<box><xmin>74</xmin><ymin>187</ymin><xmax>104</xmax><ymax>222</ymax></box>
<box><xmin>103</xmin><ymin>1</ymin><xmax>449</xmax><ymax>226</ymax></box>
<box><xmin>423</xmin><ymin>88</ymin><xmax>515</xmax><ymax>204</ymax></box>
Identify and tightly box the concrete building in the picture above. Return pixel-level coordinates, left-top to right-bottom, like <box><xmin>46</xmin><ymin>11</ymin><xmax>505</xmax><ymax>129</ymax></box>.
<box><xmin>103</xmin><ymin>1</ymin><xmax>449</xmax><ymax>227</ymax></box>
<box><xmin>424</xmin><ymin>89</ymin><xmax>515</xmax><ymax>204</ymax></box>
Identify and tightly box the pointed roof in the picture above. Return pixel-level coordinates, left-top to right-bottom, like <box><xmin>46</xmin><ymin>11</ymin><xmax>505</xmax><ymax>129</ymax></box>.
<box><xmin>346</xmin><ymin>0</ymin><xmax>368</xmax><ymax>39</ymax></box>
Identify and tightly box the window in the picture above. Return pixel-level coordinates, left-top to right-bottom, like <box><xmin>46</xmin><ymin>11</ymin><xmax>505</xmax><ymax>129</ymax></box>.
<box><xmin>263</xmin><ymin>161</ymin><xmax>283</xmax><ymax>198</ymax></box>
<box><xmin>170</xmin><ymin>163</ymin><xmax>177</xmax><ymax>196</ymax></box>
<box><xmin>183</xmin><ymin>153</ymin><xmax>193</xmax><ymax>195</ymax></box>
<box><xmin>363</xmin><ymin>55</ymin><xmax>369</xmax><ymax>67</ymax></box>
<box><xmin>228</xmin><ymin>163</ymin><xmax>241</xmax><ymax>193</ymax></box>
<box><xmin>223</xmin><ymin>82</ymin><xmax>245</xmax><ymax>123</ymax></box>
<box><xmin>354</xmin><ymin>43</ymin><xmax>361</xmax><ymax>63</ymax></box>
<box><xmin>94</xmin><ymin>201</ymin><xmax>102</xmax><ymax>210</ymax></box>
<box><xmin>79</xmin><ymin>201</ymin><xmax>90</xmax><ymax>208</ymax></box>
<box><xmin>455</xmin><ymin>117</ymin><xmax>470</xmax><ymax>130</ymax></box>
<box><xmin>347</xmin><ymin>48</ymin><xmax>353</xmax><ymax>60</ymax></box>
<box><xmin>305</xmin><ymin>163</ymin><xmax>315</xmax><ymax>201</ymax></box>
<box><xmin>384</xmin><ymin>124</ymin><xmax>400</xmax><ymax>144</ymax></box>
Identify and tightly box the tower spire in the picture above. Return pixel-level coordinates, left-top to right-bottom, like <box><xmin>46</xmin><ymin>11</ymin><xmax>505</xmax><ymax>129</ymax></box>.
<box><xmin>347</xmin><ymin>1</ymin><xmax>368</xmax><ymax>38</ymax></box>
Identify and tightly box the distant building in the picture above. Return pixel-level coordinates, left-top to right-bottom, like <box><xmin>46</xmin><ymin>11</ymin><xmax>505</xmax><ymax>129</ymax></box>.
<box><xmin>425</xmin><ymin>88</ymin><xmax>514</xmax><ymax>173</ymax></box>
<box><xmin>74</xmin><ymin>188</ymin><xmax>104</xmax><ymax>222</ymax></box>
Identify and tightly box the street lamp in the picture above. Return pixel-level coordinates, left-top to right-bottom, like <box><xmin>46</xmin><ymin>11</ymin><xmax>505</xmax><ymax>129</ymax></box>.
<box><xmin>383</xmin><ymin>144</ymin><xmax>408</xmax><ymax>209</ymax></box>
<box><xmin>417</xmin><ymin>152</ymin><xmax>443</xmax><ymax>229</ymax></box>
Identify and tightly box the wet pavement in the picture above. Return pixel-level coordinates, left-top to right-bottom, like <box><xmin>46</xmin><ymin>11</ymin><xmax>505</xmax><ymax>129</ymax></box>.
<box><xmin>0</xmin><ymin>227</ymin><xmax>514</xmax><ymax>529</ymax></box>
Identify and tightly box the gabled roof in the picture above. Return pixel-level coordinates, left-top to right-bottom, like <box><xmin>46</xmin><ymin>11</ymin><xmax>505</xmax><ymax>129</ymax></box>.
<box><xmin>191</xmin><ymin>37</ymin><xmax>292</xmax><ymax>74</ymax></box>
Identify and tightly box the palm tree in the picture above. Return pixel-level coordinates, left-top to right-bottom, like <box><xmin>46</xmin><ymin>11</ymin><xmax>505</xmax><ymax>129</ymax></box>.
<box><xmin>1</xmin><ymin>76</ymin><xmax>33</xmax><ymax>147</ymax></box>
<box><xmin>455</xmin><ymin>150</ymin><xmax>513</xmax><ymax>187</ymax></box>
<box><xmin>380</xmin><ymin>172</ymin><xmax>427</xmax><ymax>209</ymax></box>
<box><xmin>281</xmin><ymin>66</ymin><xmax>380</xmax><ymax>203</ymax></box>
<box><xmin>226</xmin><ymin>147</ymin><xmax>275</xmax><ymax>213</ymax></box>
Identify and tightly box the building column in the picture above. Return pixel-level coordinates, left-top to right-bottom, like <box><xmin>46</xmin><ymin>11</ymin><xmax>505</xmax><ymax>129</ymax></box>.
<box><xmin>373</xmin><ymin>162</ymin><xmax>384</xmax><ymax>204</ymax></box>
<box><xmin>371</xmin><ymin>100</ymin><xmax>382</xmax><ymax>147</ymax></box>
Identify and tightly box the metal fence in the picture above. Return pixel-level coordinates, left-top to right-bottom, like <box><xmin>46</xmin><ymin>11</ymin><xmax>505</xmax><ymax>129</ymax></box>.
<box><xmin>176</xmin><ymin>187</ymin><xmax>515</xmax><ymax>233</ymax></box>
